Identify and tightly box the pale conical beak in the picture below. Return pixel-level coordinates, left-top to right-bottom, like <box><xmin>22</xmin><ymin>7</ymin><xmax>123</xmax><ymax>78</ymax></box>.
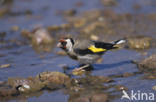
<box><xmin>57</xmin><ymin>42</ymin><xmax>62</xmax><ymax>48</ymax></box>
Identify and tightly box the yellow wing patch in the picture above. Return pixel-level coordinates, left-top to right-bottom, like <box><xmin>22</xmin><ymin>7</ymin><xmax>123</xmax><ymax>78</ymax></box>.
<box><xmin>88</xmin><ymin>45</ymin><xmax>106</xmax><ymax>53</ymax></box>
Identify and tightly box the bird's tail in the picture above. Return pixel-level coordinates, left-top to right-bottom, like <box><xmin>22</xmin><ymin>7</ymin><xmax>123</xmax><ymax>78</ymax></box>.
<box><xmin>113</xmin><ymin>39</ymin><xmax>127</xmax><ymax>48</ymax></box>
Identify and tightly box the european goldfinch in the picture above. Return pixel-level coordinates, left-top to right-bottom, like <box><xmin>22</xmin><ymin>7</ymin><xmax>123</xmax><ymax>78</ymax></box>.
<box><xmin>57</xmin><ymin>37</ymin><xmax>126</xmax><ymax>69</ymax></box>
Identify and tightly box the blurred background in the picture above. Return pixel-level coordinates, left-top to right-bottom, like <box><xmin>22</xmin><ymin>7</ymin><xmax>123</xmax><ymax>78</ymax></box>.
<box><xmin>0</xmin><ymin>0</ymin><xmax>156</xmax><ymax>102</ymax></box>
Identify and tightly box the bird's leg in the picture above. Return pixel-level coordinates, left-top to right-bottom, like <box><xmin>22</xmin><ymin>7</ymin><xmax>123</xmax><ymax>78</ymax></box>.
<box><xmin>75</xmin><ymin>64</ymin><xmax>93</xmax><ymax>71</ymax></box>
<box><xmin>79</xmin><ymin>64</ymin><xmax>87</xmax><ymax>67</ymax></box>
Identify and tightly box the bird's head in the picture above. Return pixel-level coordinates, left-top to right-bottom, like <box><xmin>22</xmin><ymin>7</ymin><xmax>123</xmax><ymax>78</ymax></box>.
<box><xmin>57</xmin><ymin>37</ymin><xmax>75</xmax><ymax>51</ymax></box>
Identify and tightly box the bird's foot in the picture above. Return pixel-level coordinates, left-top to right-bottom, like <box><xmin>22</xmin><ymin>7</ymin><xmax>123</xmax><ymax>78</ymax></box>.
<box><xmin>75</xmin><ymin>64</ymin><xmax>93</xmax><ymax>71</ymax></box>
<box><xmin>72</xmin><ymin>64</ymin><xmax>93</xmax><ymax>76</ymax></box>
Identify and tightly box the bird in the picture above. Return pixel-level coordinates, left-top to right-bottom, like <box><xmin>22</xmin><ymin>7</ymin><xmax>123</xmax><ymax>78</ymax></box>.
<box><xmin>57</xmin><ymin>37</ymin><xmax>126</xmax><ymax>70</ymax></box>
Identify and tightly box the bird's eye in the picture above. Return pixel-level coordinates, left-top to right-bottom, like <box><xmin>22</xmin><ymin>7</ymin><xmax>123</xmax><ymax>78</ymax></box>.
<box><xmin>61</xmin><ymin>41</ymin><xmax>67</xmax><ymax>46</ymax></box>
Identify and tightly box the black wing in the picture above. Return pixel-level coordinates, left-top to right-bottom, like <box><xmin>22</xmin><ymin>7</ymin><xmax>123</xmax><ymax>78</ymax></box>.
<box><xmin>93</xmin><ymin>41</ymin><xmax>117</xmax><ymax>50</ymax></box>
<box><xmin>74</xmin><ymin>48</ymin><xmax>94</xmax><ymax>55</ymax></box>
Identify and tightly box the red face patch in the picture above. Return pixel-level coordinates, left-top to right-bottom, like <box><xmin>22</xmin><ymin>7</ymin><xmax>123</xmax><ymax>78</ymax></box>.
<box><xmin>59</xmin><ymin>39</ymin><xmax>67</xmax><ymax>49</ymax></box>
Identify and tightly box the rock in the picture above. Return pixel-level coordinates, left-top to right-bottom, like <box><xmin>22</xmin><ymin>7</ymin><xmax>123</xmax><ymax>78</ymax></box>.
<box><xmin>0</xmin><ymin>86</ymin><xmax>18</xmax><ymax>97</ymax></box>
<box><xmin>60</xmin><ymin>23</ymin><xmax>71</xmax><ymax>30</ymax></box>
<box><xmin>138</xmin><ymin>54</ymin><xmax>156</xmax><ymax>79</ymax></box>
<box><xmin>37</xmin><ymin>72</ymin><xmax>70</xmax><ymax>89</ymax></box>
<box><xmin>123</xmin><ymin>72</ymin><xmax>134</xmax><ymax>77</ymax></box>
<box><xmin>0</xmin><ymin>7</ymin><xmax>9</xmax><ymax>17</ymax></box>
<box><xmin>66</xmin><ymin>9</ymin><xmax>102</xmax><ymax>28</ymax></box>
<box><xmin>69</xmin><ymin>97</ymin><xmax>89</xmax><ymax>102</ymax></box>
<box><xmin>138</xmin><ymin>54</ymin><xmax>156</xmax><ymax>71</ymax></box>
<box><xmin>152</xmin><ymin>86</ymin><xmax>156</xmax><ymax>91</ymax></box>
<box><xmin>11</xmin><ymin>26</ymin><xmax>19</xmax><ymax>32</ymax></box>
<box><xmin>94</xmin><ymin>76</ymin><xmax>113</xmax><ymax>83</ymax></box>
<box><xmin>81</xmin><ymin>21</ymin><xmax>113</xmax><ymax>35</ymax></box>
<box><xmin>78</xmin><ymin>76</ymin><xmax>113</xmax><ymax>85</ymax></box>
<box><xmin>32</xmin><ymin>28</ymin><xmax>53</xmax><ymax>44</ymax></box>
<box><xmin>64</xmin><ymin>9</ymin><xmax>77</xmax><ymax>16</ymax></box>
<box><xmin>144</xmin><ymin>75</ymin><xmax>156</xmax><ymax>80</ymax></box>
<box><xmin>56</xmin><ymin>50</ymin><xmax>67</xmax><ymax>56</ymax></box>
<box><xmin>82</xmin><ymin>10</ymin><xmax>102</xmax><ymax>21</ymax></box>
<box><xmin>21</xmin><ymin>28</ymin><xmax>54</xmax><ymax>52</ymax></box>
<box><xmin>0</xmin><ymin>32</ymin><xmax>6</xmax><ymax>39</ymax></box>
<box><xmin>90</xmin><ymin>35</ymin><xmax>99</xmax><ymax>41</ymax></box>
<box><xmin>0</xmin><ymin>64</ymin><xmax>10</xmax><ymax>68</ymax></box>
<box><xmin>101</xmin><ymin>0</ymin><xmax>117</xmax><ymax>6</ymax></box>
<box><xmin>127</xmin><ymin>36</ymin><xmax>152</xmax><ymax>50</ymax></box>
<box><xmin>47</xmin><ymin>25</ymin><xmax>61</xmax><ymax>32</ymax></box>
<box><xmin>21</xmin><ymin>29</ymin><xmax>32</xmax><ymax>39</ymax></box>
<box><xmin>0</xmin><ymin>71</ymin><xmax>70</xmax><ymax>97</ymax></box>
<box><xmin>47</xmin><ymin>24</ymin><xmax>71</xmax><ymax>32</ymax></box>
<box><xmin>91</xmin><ymin>93</ymin><xmax>108</xmax><ymax>102</ymax></box>
<box><xmin>75</xmin><ymin>1</ymin><xmax>84</xmax><ymax>7</ymax></box>
<box><xmin>7</xmin><ymin>77</ymin><xmax>45</xmax><ymax>93</ymax></box>
<box><xmin>67</xmin><ymin>17</ymin><xmax>87</xmax><ymax>28</ymax></box>
<box><xmin>31</xmin><ymin>28</ymin><xmax>54</xmax><ymax>52</ymax></box>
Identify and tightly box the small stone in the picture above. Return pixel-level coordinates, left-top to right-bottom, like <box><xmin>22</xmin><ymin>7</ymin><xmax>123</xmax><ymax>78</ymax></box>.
<box><xmin>95</xmin><ymin>76</ymin><xmax>113</xmax><ymax>83</ymax></box>
<box><xmin>152</xmin><ymin>86</ymin><xmax>156</xmax><ymax>91</ymax></box>
<box><xmin>101</xmin><ymin>0</ymin><xmax>117</xmax><ymax>6</ymax></box>
<box><xmin>75</xmin><ymin>1</ymin><xmax>84</xmax><ymax>7</ymax></box>
<box><xmin>21</xmin><ymin>29</ymin><xmax>32</xmax><ymax>39</ymax></box>
<box><xmin>127</xmin><ymin>36</ymin><xmax>152</xmax><ymax>50</ymax></box>
<box><xmin>11</xmin><ymin>26</ymin><xmax>19</xmax><ymax>32</ymax></box>
<box><xmin>47</xmin><ymin>25</ymin><xmax>61</xmax><ymax>31</ymax></box>
<box><xmin>64</xmin><ymin>9</ymin><xmax>77</xmax><ymax>16</ymax></box>
<box><xmin>144</xmin><ymin>75</ymin><xmax>156</xmax><ymax>80</ymax></box>
<box><xmin>57</xmin><ymin>50</ymin><xmax>67</xmax><ymax>56</ymax></box>
<box><xmin>81</xmin><ymin>21</ymin><xmax>108</xmax><ymax>34</ymax></box>
<box><xmin>138</xmin><ymin>54</ymin><xmax>156</xmax><ymax>71</ymax></box>
<box><xmin>72</xmin><ymin>18</ymin><xmax>87</xmax><ymax>28</ymax></box>
<box><xmin>123</xmin><ymin>72</ymin><xmax>134</xmax><ymax>77</ymax></box>
<box><xmin>69</xmin><ymin>97</ymin><xmax>89</xmax><ymax>102</ymax></box>
<box><xmin>37</xmin><ymin>72</ymin><xmax>70</xmax><ymax>88</ymax></box>
<box><xmin>90</xmin><ymin>35</ymin><xmax>99</xmax><ymax>41</ymax></box>
<box><xmin>31</xmin><ymin>28</ymin><xmax>54</xmax><ymax>52</ymax></box>
<box><xmin>7</xmin><ymin>77</ymin><xmax>44</xmax><ymax>93</ymax></box>
<box><xmin>0</xmin><ymin>7</ymin><xmax>9</xmax><ymax>17</ymax></box>
<box><xmin>91</xmin><ymin>93</ymin><xmax>108</xmax><ymax>102</ymax></box>
<box><xmin>0</xmin><ymin>64</ymin><xmax>10</xmax><ymax>68</ymax></box>
<box><xmin>32</xmin><ymin>28</ymin><xmax>53</xmax><ymax>44</ymax></box>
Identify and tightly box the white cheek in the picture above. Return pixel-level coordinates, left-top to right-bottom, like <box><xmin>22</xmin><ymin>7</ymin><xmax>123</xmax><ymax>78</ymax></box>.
<box><xmin>66</xmin><ymin>43</ymin><xmax>71</xmax><ymax>48</ymax></box>
<box><xmin>66</xmin><ymin>41</ymin><xmax>72</xmax><ymax>50</ymax></box>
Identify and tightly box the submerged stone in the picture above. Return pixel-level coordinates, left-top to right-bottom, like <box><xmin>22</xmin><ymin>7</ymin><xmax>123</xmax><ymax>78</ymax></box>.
<box><xmin>7</xmin><ymin>77</ymin><xmax>45</xmax><ymax>93</ymax></box>
<box><xmin>63</xmin><ymin>9</ymin><xmax>77</xmax><ymax>16</ymax></box>
<box><xmin>56</xmin><ymin>50</ymin><xmax>67</xmax><ymax>56</ymax></box>
<box><xmin>127</xmin><ymin>36</ymin><xmax>152</xmax><ymax>50</ymax></box>
<box><xmin>0</xmin><ymin>64</ymin><xmax>10</xmax><ymax>68</ymax></box>
<box><xmin>37</xmin><ymin>72</ymin><xmax>70</xmax><ymax>89</ymax></box>
<box><xmin>91</xmin><ymin>93</ymin><xmax>108</xmax><ymax>102</ymax></box>
<box><xmin>138</xmin><ymin>54</ymin><xmax>156</xmax><ymax>71</ymax></box>
<box><xmin>21</xmin><ymin>28</ymin><xmax>54</xmax><ymax>52</ymax></box>
<box><xmin>138</xmin><ymin>54</ymin><xmax>156</xmax><ymax>79</ymax></box>
<box><xmin>101</xmin><ymin>0</ymin><xmax>117</xmax><ymax>6</ymax></box>
<box><xmin>0</xmin><ymin>86</ymin><xmax>18</xmax><ymax>97</ymax></box>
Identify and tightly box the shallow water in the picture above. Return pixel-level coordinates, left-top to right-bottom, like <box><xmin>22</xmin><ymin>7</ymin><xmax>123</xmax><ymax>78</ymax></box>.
<box><xmin>0</xmin><ymin>0</ymin><xmax>156</xmax><ymax>102</ymax></box>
